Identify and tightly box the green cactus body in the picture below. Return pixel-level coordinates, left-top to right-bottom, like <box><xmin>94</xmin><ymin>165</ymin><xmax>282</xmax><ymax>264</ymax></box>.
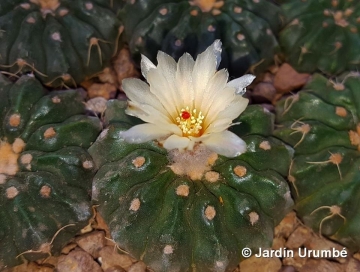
<box><xmin>0</xmin><ymin>74</ymin><xmax>102</xmax><ymax>269</ymax></box>
<box><xmin>280</xmin><ymin>0</ymin><xmax>360</xmax><ymax>74</ymax></box>
<box><xmin>90</xmin><ymin>100</ymin><xmax>293</xmax><ymax>272</ymax></box>
<box><xmin>0</xmin><ymin>0</ymin><xmax>122</xmax><ymax>88</ymax></box>
<box><xmin>120</xmin><ymin>0</ymin><xmax>282</xmax><ymax>77</ymax></box>
<box><xmin>110</xmin><ymin>0</ymin><xmax>125</xmax><ymax>15</ymax></box>
<box><xmin>275</xmin><ymin>73</ymin><xmax>360</xmax><ymax>251</ymax></box>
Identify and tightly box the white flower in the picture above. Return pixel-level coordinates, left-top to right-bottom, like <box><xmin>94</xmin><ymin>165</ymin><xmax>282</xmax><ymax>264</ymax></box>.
<box><xmin>121</xmin><ymin>40</ymin><xmax>255</xmax><ymax>157</ymax></box>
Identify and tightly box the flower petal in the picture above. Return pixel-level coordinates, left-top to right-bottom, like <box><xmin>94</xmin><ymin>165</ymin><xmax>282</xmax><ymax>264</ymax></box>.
<box><xmin>201</xmin><ymin>130</ymin><xmax>247</xmax><ymax>157</ymax></box>
<box><xmin>147</xmin><ymin>52</ymin><xmax>179</xmax><ymax>117</ymax></box>
<box><xmin>192</xmin><ymin>40</ymin><xmax>222</xmax><ymax>109</ymax></box>
<box><xmin>126</xmin><ymin>103</ymin><xmax>182</xmax><ymax>135</ymax></box>
<box><xmin>213</xmin><ymin>40</ymin><xmax>222</xmax><ymax>69</ymax></box>
<box><xmin>204</xmin><ymin>118</ymin><xmax>232</xmax><ymax>134</ymax></box>
<box><xmin>227</xmin><ymin>74</ymin><xmax>256</xmax><ymax>95</ymax></box>
<box><xmin>200</xmin><ymin>69</ymin><xmax>229</xmax><ymax>117</ymax></box>
<box><xmin>202</xmin><ymin>86</ymin><xmax>235</xmax><ymax>129</ymax></box>
<box><xmin>176</xmin><ymin>53</ymin><xmax>195</xmax><ymax>107</ymax></box>
<box><xmin>163</xmin><ymin>134</ymin><xmax>191</xmax><ymax>150</ymax></box>
<box><xmin>213</xmin><ymin>97</ymin><xmax>249</xmax><ymax>124</ymax></box>
<box><xmin>126</xmin><ymin>101</ymin><xmax>174</xmax><ymax>128</ymax></box>
<box><xmin>140</xmin><ymin>54</ymin><xmax>156</xmax><ymax>79</ymax></box>
<box><xmin>204</xmin><ymin>96</ymin><xmax>248</xmax><ymax>134</ymax></box>
<box><xmin>120</xmin><ymin>124</ymin><xmax>172</xmax><ymax>144</ymax></box>
<box><xmin>122</xmin><ymin>78</ymin><xmax>168</xmax><ymax>116</ymax></box>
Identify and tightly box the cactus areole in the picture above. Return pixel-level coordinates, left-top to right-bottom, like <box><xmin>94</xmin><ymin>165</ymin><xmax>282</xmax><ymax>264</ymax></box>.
<box><xmin>0</xmin><ymin>74</ymin><xmax>102</xmax><ymax>269</ymax></box>
<box><xmin>275</xmin><ymin>73</ymin><xmax>360</xmax><ymax>252</ymax></box>
<box><xmin>90</xmin><ymin>42</ymin><xmax>294</xmax><ymax>271</ymax></box>
<box><xmin>0</xmin><ymin>0</ymin><xmax>122</xmax><ymax>87</ymax></box>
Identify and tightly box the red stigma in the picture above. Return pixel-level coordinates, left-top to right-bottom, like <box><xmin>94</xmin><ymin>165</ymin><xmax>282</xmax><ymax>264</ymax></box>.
<box><xmin>181</xmin><ymin>111</ymin><xmax>191</xmax><ymax>120</ymax></box>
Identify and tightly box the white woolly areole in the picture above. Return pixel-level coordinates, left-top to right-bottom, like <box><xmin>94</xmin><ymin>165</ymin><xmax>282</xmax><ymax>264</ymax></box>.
<box><xmin>205</xmin><ymin>205</ymin><xmax>216</xmax><ymax>220</ymax></box>
<box><xmin>12</xmin><ymin>138</ymin><xmax>25</xmax><ymax>153</ymax></box>
<box><xmin>168</xmin><ymin>144</ymin><xmax>217</xmax><ymax>181</ymax></box>
<box><xmin>0</xmin><ymin>174</ymin><xmax>7</xmax><ymax>184</ymax></box>
<box><xmin>6</xmin><ymin>186</ymin><xmax>19</xmax><ymax>199</ymax></box>
<box><xmin>129</xmin><ymin>198</ymin><xmax>141</xmax><ymax>211</ymax></box>
<box><xmin>0</xmin><ymin>141</ymin><xmax>20</xmax><ymax>176</ymax></box>
<box><xmin>121</xmin><ymin>40</ymin><xmax>255</xmax><ymax>158</ymax></box>
<box><xmin>163</xmin><ymin>245</ymin><xmax>174</xmax><ymax>254</ymax></box>
<box><xmin>176</xmin><ymin>184</ymin><xmax>190</xmax><ymax>196</ymax></box>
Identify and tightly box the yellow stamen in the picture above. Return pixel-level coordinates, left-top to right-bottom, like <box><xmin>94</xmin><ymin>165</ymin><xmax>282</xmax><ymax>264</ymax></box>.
<box><xmin>175</xmin><ymin>106</ymin><xmax>205</xmax><ymax>136</ymax></box>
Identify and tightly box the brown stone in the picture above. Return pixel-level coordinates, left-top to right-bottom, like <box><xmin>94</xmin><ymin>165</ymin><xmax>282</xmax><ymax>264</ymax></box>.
<box><xmin>279</xmin><ymin>266</ymin><xmax>296</xmax><ymax>272</ymax></box>
<box><xmin>99</xmin><ymin>67</ymin><xmax>118</xmax><ymax>86</ymax></box>
<box><xmin>274</xmin><ymin>211</ymin><xmax>298</xmax><ymax>239</ymax></box>
<box><xmin>346</xmin><ymin>258</ymin><xmax>360</xmax><ymax>272</ymax></box>
<box><xmin>299</xmin><ymin>259</ymin><xmax>345</xmax><ymax>272</ymax></box>
<box><xmin>94</xmin><ymin>210</ymin><xmax>111</xmax><ymax>237</ymax></box>
<box><xmin>104</xmin><ymin>267</ymin><xmax>126</xmax><ymax>272</ymax></box>
<box><xmin>61</xmin><ymin>243</ymin><xmax>77</xmax><ymax>254</ymax></box>
<box><xmin>285</xmin><ymin>226</ymin><xmax>311</xmax><ymax>249</ymax></box>
<box><xmin>88</xmin><ymin>83</ymin><xmax>117</xmax><ymax>99</ymax></box>
<box><xmin>272</xmin><ymin>237</ymin><xmax>286</xmax><ymax>250</ymax></box>
<box><xmin>274</xmin><ymin>63</ymin><xmax>310</xmax><ymax>94</ymax></box>
<box><xmin>76</xmin><ymin>231</ymin><xmax>106</xmax><ymax>258</ymax></box>
<box><xmin>268</xmin><ymin>64</ymin><xmax>279</xmax><ymax>74</ymax></box>
<box><xmin>353</xmin><ymin>253</ymin><xmax>360</xmax><ymax>261</ymax></box>
<box><xmin>282</xmin><ymin>251</ymin><xmax>307</xmax><ymax>270</ymax></box>
<box><xmin>4</xmin><ymin>262</ymin><xmax>54</xmax><ymax>272</ymax></box>
<box><xmin>252</xmin><ymin>82</ymin><xmax>277</xmax><ymax>102</ymax></box>
<box><xmin>114</xmin><ymin>48</ymin><xmax>140</xmax><ymax>88</ymax></box>
<box><xmin>304</xmin><ymin>235</ymin><xmax>349</xmax><ymax>263</ymax></box>
<box><xmin>240</xmin><ymin>255</ymin><xmax>281</xmax><ymax>272</ymax></box>
<box><xmin>98</xmin><ymin>246</ymin><xmax>133</xmax><ymax>271</ymax></box>
<box><xmin>128</xmin><ymin>261</ymin><xmax>147</xmax><ymax>272</ymax></box>
<box><xmin>56</xmin><ymin>249</ymin><xmax>102</xmax><ymax>272</ymax></box>
<box><xmin>39</xmin><ymin>256</ymin><xmax>58</xmax><ymax>267</ymax></box>
<box><xmin>262</xmin><ymin>72</ymin><xmax>274</xmax><ymax>83</ymax></box>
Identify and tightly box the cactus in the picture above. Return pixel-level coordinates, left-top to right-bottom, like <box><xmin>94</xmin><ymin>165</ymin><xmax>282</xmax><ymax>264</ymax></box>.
<box><xmin>120</xmin><ymin>0</ymin><xmax>282</xmax><ymax>77</ymax></box>
<box><xmin>0</xmin><ymin>74</ymin><xmax>102</xmax><ymax>269</ymax></box>
<box><xmin>110</xmin><ymin>0</ymin><xmax>125</xmax><ymax>15</ymax></box>
<box><xmin>279</xmin><ymin>0</ymin><xmax>360</xmax><ymax>74</ymax></box>
<box><xmin>275</xmin><ymin>73</ymin><xmax>360</xmax><ymax>252</ymax></box>
<box><xmin>0</xmin><ymin>0</ymin><xmax>122</xmax><ymax>88</ymax></box>
<box><xmin>89</xmin><ymin>100</ymin><xmax>293</xmax><ymax>271</ymax></box>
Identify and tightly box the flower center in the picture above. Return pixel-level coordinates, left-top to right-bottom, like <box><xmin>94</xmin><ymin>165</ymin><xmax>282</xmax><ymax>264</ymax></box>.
<box><xmin>176</xmin><ymin>106</ymin><xmax>205</xmax><ymax>136</ymax></box>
